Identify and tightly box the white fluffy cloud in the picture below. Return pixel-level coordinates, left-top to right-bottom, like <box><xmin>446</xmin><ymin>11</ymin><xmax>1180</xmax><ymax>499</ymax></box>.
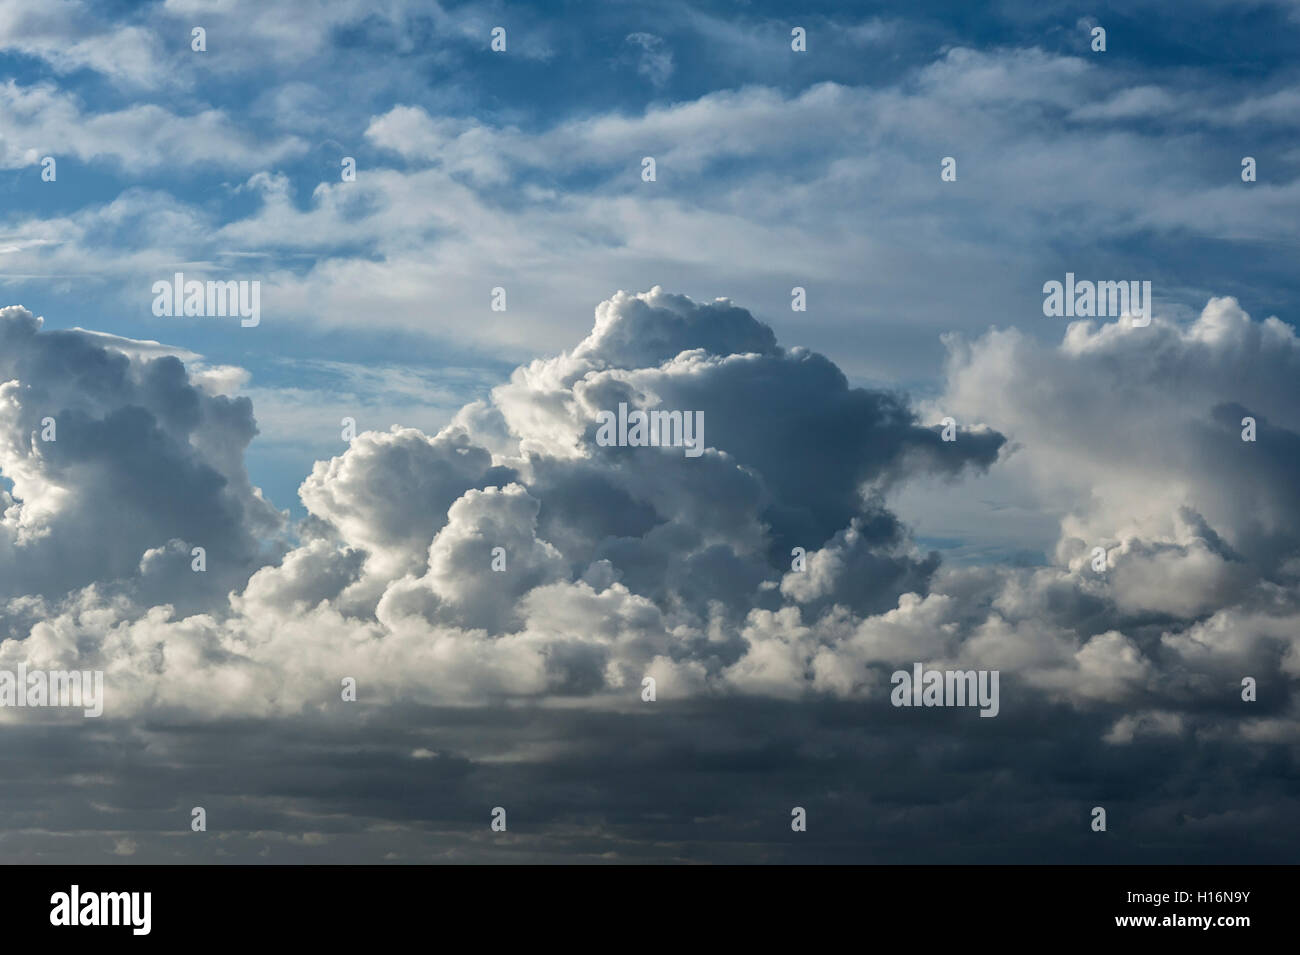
<box><xmin>1</xmin><ymin>290</ymin><xmax>1297</xmax><ymax>752</ymax></box>
<box><xmin>0</xmin><ymin>80</ymin><xmax>307</xmax><ymax>171</ymax></box>
<box><xmin>941</xmin><ymin>297</ymin><xmax>1300</xmax><ymax>601</ymax></box>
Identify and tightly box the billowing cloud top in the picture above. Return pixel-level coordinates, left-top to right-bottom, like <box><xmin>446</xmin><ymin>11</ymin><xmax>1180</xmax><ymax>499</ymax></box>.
<box><xmin>3</xmin><ymin>287</ymin><xmax>1297</xmax><ymax>747</ymax></box>
<box><xmin>0</xmin><ymin>288</ymin><xmax>1009</xmax><ymax>713</ymax></box>
<box><xmin>2</xmin><ymin>287</ymin><xmax>1298</xmax><ymax>863</ymax></box>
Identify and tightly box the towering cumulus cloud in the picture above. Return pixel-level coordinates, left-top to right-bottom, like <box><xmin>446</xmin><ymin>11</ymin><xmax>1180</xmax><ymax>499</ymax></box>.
<box><xmin>2</xmin><ymin>289</ymin><xmax>1002</xmax><ymax>712</ymax></box>
<box><xmin>0</xmin><ymin>305</ymin><xmax>283</xmax><ymax>614</ymax></box>
<box><xmin>0</xmin><ymin>290</ymin><xmax>1296</xmax><ymax>863</ymax></box>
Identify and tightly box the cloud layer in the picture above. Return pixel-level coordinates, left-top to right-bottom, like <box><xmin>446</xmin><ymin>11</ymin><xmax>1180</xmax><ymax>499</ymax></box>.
<box><xmin>1</xmin><ymin>288</ymin><xmax>1296</xmax><ymax>860</ymax></box>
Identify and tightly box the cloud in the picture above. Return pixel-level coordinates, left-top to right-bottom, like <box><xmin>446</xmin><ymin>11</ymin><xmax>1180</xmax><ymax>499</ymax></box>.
<box><xmin>0</xmin><ymin>288</ymin><xmax>1005</xmax><ymax>717</ymax></box>
<box><xmin>6</xmin><ymin>41</ymin><xmax>1300</xmax><ymax>397</ymax></box>
<box><xmin>0</xmin><ymin>305</ymin><xmax>284</xmax><ymax>615</ymax></box>
<box><xmin>623</xmin><ymin>33</ymin><xmax>674</xmax><ymax>87</ymax></box>
<box><xmin>7</xmin><ymin>285</ymin><xmax>1294</xmax><ymax>743</ymax></box>
<box><xmin>0</xmin><ymin>288</ymin><xmax>1297</xmax><ymax>860</ymax></box>
<box><xmin>0</xmin><ymin>0</ymin><xmax>164</xmax><ymax>88</ymax></box>
<box><xmin>0</xmin><ymin>80</ymin><xmax>307</xmax><ymax>171</ymax></box>
<box><xmin>940</xmin><ymin>297</ymin><xmax>1300</xmax><ymax>595</ymax></box>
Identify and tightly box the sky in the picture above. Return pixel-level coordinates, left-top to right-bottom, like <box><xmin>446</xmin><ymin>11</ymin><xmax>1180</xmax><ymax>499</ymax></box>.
<box><xmin>0</xmin><ymin>0</ymin><xmax>1298</xmax><ymax>863</ymax></box>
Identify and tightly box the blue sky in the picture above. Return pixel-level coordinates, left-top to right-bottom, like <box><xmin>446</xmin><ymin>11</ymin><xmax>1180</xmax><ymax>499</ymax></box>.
<box><xmin>3</xmin><ymin>0</ymin><xmax>1299</xmax><ymax>540</ymax></box>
